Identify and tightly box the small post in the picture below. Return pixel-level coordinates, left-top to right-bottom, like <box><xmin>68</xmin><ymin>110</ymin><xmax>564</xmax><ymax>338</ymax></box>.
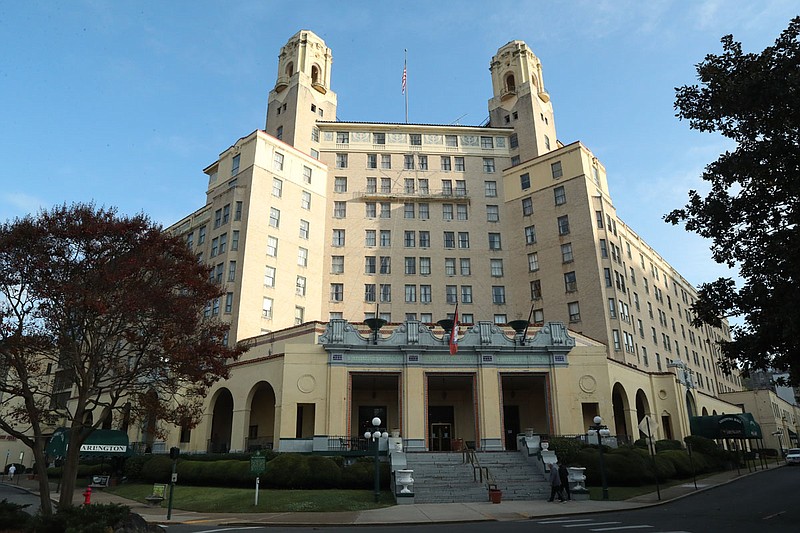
<box><xmin>646</xmin><ymin>417</ymin><xmax>661</xmax><ymax>500</ymax></box>
<box><xmin>687</xmin><ymin>441</ymin><xmax>698</xmax><ymax>490</ymax></box>
<box><xmin>255</xmin><ymin>476</ymin><xmax>260</xmax><ymax>507</ymax></box>
<box><xmin>167</xmin><ymin>447</ymin><xmax>179</xmax><ymax>520</ymax></box>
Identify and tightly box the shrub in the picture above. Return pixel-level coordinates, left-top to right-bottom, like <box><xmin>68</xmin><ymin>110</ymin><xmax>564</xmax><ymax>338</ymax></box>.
<box><xmin>0</xmin><ymin>499</ymin><xmax>31</xmax><ymax>531</ymax></box>
<box><xmin>549</xmin><ymin>436</ymin><xmax>583</xmax><ymax>466</ymax></box>
<box><xmin>655</xmin><ymin>439</ymin><xmax>683</xmax><ymax>452</ymax></box>
<box><xmin>27</xmin><ymin>503</ymin><xmax>130</xmax><ymax>533</ymax></box>
<box><xmin>660</xmin><ymin>449</ymin><xmax>694</xmax><ymax>478</ymax></box>
<box><xmin>307</xmin><ymin>456</ymin><xmax>342</xmax><ymax>488</ymax></box>
<box><xmin>264</xmin><ymin>454</ymin><xmax>311</xmax><ymax>489</ymax></box>
<box><xmin>123</xmin><ymin>455</ymin><xmax>150</xmax><ymax>481</ymax></box>
<box><xmin>140</xmin><ymin>455</ymin><xmax>173</xmax><ymax>483</ymax></box>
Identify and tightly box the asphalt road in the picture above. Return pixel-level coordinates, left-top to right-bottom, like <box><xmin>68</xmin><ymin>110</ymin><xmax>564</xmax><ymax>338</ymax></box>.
<box><xmin>0</xmin><ymin>481</ymin><xmax>42</xmax><ymax>515</ymax></box>
<box><xmin>159</xmin><ymin>466</ymin><xmax>798</xmax><ymax>533</ymax></box>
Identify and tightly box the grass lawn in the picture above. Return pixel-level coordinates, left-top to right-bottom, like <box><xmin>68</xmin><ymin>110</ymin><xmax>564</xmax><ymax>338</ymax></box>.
<box><xmin>107</xmin><ymin>483</ymin><xmax>395</xmax><ymax>513</ymax></box>
<box><xmin>587</xmin><ymin>474</ymin><xmax>713</xmax><ymax>501</ymax></box>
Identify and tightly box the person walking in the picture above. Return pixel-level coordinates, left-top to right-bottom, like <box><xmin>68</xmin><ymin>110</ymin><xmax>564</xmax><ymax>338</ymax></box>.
<box><xmin>7</xmin><ymin>464</ymin><xmax>16</xmax><ymax>482</ymax></box>
<box><xmin>559</xmin><ymin>462</ymin><xmax>572</xmax><ymax>501</ymax></box>
<box><xmin>547</xmin><ymin>461</ymin><xmax>565</xmax><ymax>502</ymax></box>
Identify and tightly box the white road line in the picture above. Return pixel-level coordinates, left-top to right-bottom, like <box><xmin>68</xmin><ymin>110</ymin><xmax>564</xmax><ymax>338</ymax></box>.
<box><xmin>194</xmin><ymin>528</ymin><xmax>262</xmax><ymax>533</ymax></box>
<box><xmin>538</xmin><ymin>518</ymin><xmax>595</xmax><ymax>524</ymax></box>
<box><xmin>590</xmin><ymin>526</ymin><xmax>654</xmax><ymax>531</ymax></box>
<box><xmin>564</xmin><ymin>522</ymin><xmax>622</xmax><ymax>528</ymax></box>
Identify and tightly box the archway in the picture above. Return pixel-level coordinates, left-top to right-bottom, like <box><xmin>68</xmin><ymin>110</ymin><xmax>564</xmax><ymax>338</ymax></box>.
<box><xmin>505</xmin><ymin>73</ymin><xmax>516</xmax><ymax>92</ymax></box>
<box><xmin>209</xmin><ymin>388</ymin><xmax>234</xmax><ymax>453</ymax></box>
<box><xmin>634</xmin><ymin>389</ymin><xmax>651</xmax><ymax>439</ymax></box>
<box><xmin>685</xmin><ymin>390</ymin><xmax>697</xmax><ymax>418</ymax></box>
<box><xmin>311</xmin><ymin>64</ymin><xmax>320</xmax><ymax>85</ymax></box>
<box><xmin>247</xmin><ymin>381</ymin><xmax>277</xmax><ymax>451</ymax></box>
<box><xmin>285</xmin><ymin>61</ymin><xmax>294</xmax><ymax>77</ymax></box>
<box><xmin>611</xmin><ymin>382</ymin><xmax>630</xmax><ymax>439</ymax></box>
<box><xmin>500</xmin><ymin>373</ymin><xmax>548</xmax><ymax>450</ymax></box>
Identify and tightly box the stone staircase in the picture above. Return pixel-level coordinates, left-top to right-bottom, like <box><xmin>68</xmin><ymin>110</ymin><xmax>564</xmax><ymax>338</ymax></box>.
<box><xmin>404</xmin><ymin>450</ymin><xmax>551</xmax><ymax>503</ymax></box>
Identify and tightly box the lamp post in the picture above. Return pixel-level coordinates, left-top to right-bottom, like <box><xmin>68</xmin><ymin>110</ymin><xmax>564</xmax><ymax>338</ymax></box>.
<box><xmin>589</xmin><ymin>415</ymin><xmax>610</xmax><ymax>500</ymax></box>
<box><xmin>772</xmin><ymin>429</ymin><xmax>784</xmax><ymax>457</ymax></box>
<box><xmin>364</xmin><ymin>416</ymin><xmax>388</xmax><ymax>502</ymax></box>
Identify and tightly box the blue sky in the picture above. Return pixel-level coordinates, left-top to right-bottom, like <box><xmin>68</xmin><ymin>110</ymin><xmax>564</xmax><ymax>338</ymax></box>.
<box><xmin>1</xmin><ymin>1</ymin><xmax>796</xmax><ymax>288</ymax></box>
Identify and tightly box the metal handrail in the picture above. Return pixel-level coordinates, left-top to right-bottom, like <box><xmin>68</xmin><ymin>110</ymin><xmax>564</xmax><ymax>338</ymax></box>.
<box><xmin>462</xmin><ymin>444</ymin><xmax>495</xmax><ymax>488</ymax></box>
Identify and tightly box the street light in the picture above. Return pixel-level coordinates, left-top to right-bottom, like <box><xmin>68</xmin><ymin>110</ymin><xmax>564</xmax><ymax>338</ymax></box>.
<box><xmin>589</xmin><ymin>415</ymin><xmax>611</xmax><ymax>500</ymax></box>
<box><xmin>772</xmin><ymin>429</ymin><xmax>784</xmax><ymax>456</ymax></box>
<box><xmin>364</xmin><ymin>416</ymin><xmax>388</xmax><ymax>502</ymax></box>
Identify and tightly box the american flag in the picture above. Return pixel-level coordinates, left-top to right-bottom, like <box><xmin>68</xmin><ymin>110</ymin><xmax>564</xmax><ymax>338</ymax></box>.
<box><xmin>402</xmin><ymin>61</ymin><xmax>407</xmax><ymax>94</ymax></box>
<box><xmin>449</xmin><ymin>304</ymin><xmax>459</xmax><ymax>355</ymax></box>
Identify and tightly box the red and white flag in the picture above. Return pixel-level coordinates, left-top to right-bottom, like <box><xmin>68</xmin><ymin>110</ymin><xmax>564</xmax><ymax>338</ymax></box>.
<box><xmin>449</xmin><ymin>304</ymin><xmax>459</xmax><ymax>355</ymax></box>
<box><xmin>402</xmin><ymin>61</ymin><xmax>407</xmax><ymax>94</ymax></box>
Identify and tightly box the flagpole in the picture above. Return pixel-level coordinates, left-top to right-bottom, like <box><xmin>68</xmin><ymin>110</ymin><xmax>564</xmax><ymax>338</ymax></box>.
<box><xmin>403</xmin><ymin>49</ymin><xmax>408</xmax><ymax>123</ymax></box>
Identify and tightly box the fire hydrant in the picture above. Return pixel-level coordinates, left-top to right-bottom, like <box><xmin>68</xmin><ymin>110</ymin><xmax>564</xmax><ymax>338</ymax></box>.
<box><xmin>83</xmin><ymin>486</ymin><xmax>92</xmax><ymax>505</ymax></box>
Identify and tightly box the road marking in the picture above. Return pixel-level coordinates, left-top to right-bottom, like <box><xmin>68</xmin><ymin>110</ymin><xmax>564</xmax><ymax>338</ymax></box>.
<box><xmin>564</xmin><ymin>522</ymin><xmax>622</xmax><ymax>528</ymax></box>
<box><xmin>763</xmin><ymin>510</ymin><xmax>786</xmax><ymax>520</ymax></box>
<box><xmin>194</xmin><ymin>528</ymin><xmax>261</xmax><ymax>533</ymax></box>
<box><xmin>538</xmin><ymin>518</ymin><xmax>594</xmax><ymax>524</ymax></box>
<box><xmin>590</xmin><ymin>526</ymin><xmax>654</xmax><ymax>531</ymax></box>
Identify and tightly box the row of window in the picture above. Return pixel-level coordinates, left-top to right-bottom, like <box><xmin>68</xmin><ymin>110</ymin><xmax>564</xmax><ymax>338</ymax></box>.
<box><xmin>335</xmin><ymin>152</ymin><xmax>498</xmax><ymax>172</ymax></box>
<box><xmin>261</xmin><ymin>296</ymin><xmax>306</xmax><ymax>325</ymax></box>
<box><xmin>327</xmin><ymin>283</ymin><xmax>510</xmax><ymax>305</ymax></box>
<box><xmin>328</xmin><ymin>229</ymin><xmax>505</xmax><ymax>251</ymax></box>
<box><xmin>334</xmin><ymin>132</ymin><xmax>498</xmax><ymax>149</ymax></box>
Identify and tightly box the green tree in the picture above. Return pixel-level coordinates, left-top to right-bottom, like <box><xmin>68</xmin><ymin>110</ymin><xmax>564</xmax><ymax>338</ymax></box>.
<box><xmin>0</xmin><ymin>203</ymin><xmax>244</xmax><ymax>513</ymax></box>
<box><xmin>666</xmin><ymin>17</ymin><xmax>800</xmax><ymax>384</ymax></box>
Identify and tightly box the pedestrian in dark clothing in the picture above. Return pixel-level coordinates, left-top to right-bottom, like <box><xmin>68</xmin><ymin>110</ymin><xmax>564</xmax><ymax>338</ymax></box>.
<box><xmin>547</xmin><ymin>462</ymin><xmax>565</xmax><ymax>502</ymax></box>
<box><xmin>559</xmin><ymin>463</ymin><xmax>571</xmax><ymax>500</ymax></box>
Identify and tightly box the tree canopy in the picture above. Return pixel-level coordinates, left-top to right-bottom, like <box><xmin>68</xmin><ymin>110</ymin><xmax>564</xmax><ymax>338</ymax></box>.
<box><xmin>0</xmin><ymin>203</ymin><xmax>243</xmax><ymax>512</ymax></box>
<box><xmin>666</xmin><ymin>17</ymin><xmax>800</xmax><ymax>384</ymax></box>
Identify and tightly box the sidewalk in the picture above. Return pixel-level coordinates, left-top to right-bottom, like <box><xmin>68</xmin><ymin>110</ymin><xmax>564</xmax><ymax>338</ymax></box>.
<box><xmin>2</xmin><ymin>461</ymin><xmax>783</xmax><ymax>527</ymax></box>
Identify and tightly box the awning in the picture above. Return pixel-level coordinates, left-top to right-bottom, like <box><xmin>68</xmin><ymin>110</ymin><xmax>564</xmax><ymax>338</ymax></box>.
<box><xmin>46</xmin><ymin>428</ymin><xmax>132</xmax><ymax>458</ymax></box>
<box><xmin>690</xmin><ymin>413</ymin><xmax>763</xmax><ymax>439</ymax></box>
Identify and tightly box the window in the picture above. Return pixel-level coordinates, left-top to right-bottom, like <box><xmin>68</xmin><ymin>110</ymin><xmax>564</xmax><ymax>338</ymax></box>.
<box><xmin>271</xmin><ymin>178</ymin><xmax>283</xmax><ymax>198</ymax></box>
<box><xmin>378</xmin><ymin>256</ymin><xmax>391</xmax><ymax>274</ymax></box>
<box><xmin>612</xmin><ymin>330</ymin><xmax>621</xmax><ymax>351</ymax></box>
<box><xmin>380</xmin><ymin>202</ymin><xmax>391</xmax><ymax>218</ymax></box>
<box><xmin>490</xmin><ymin>259</ymin><xmax>503</xmax><ymax>277</ymax></box>
<box><xmin>365</xmin><ymin>256</ymin><xmax>376</xmax><ymax>274</ymax></box>
<box><xmin>381</xmin><ymin>154</ymin><xmax>391</xmax><ymax>169</ymax></box>
<box><xmin>365</xmin><ymin>230</ymin><xmax>376</xmax><ymax>247</ymax></box>
<box><xmin>264</xmin><ymin>266</ymin><xmax>276</xmax><ymax>287</ymax></box>
<box><xmin>367</xmin><ymin>153</ymin><xmax>377</xmax><ymax>169</ymax></box>
<box><xmin>262</xmin><ymin>297</ymin><xmax>273</xmax><ymax>319</ymax></box>
<box><xmin>483</xmin><ymin>158</ymin><xmax>495</xmax><ymax>173</ymax></box>
<box><xmin>454</xmin><ymin>157</ymin><xmax>465</xmax><ymax>171</ymax></box>
<box><xmin>296</xmin><ymin>276</ymin><xmax>307</xmax><ymax>296</ymax></box>
<box><xmin>210</xmin><ymin>237</ymin><xmax>219</xmax><ymax>256</ymax></box>
<box><xmin>420</xmin><ymin>257</ymin><xmax>431</xmax><ymax>275</ymax></box>
<box><xmin>214</xmin><ymin>208</ymin><xmax>222</xmax><ymax>229</ymax></box>
<box><xmin>303</xmin><ymin>166</ymin><xmax>312</xmax><ymax>183</ymax></box>
<box><xmin>231</xmin><ymin>230</ymin><xmax>239</xmax><ymax>251</ymax></box>
<box><xmin>510</xmin><ymin>133</ymin><xmax>518</xmax><ymax>148</ymax></box>
<box><xmin>528</xmin><ymin>252</ymin><xmax>539</xmax><ymax>272</ymax></box>
<box><xmin>564</xmin><ymin>271</ymin><xmax>577</xmax><ymax>292</ymax></box>
<box><xmin>379</xmin><ymin>230</ymin><xmax>391</xmax><ymax>247</ymax></box>
<box><xmin>366</xmin><ymin>176</ymin><xmax>377</xmax><ymax>193</ymax></box>
<box><xmin>419</xmin><ymin>203</ymin><xmax>430</xmax><ymax>219</ymax></box>
<box><xmin>404</xmin><ymin>203</ymin><xmax>414</xmax><ymax>219</ymax></box>
<box><xmin>561</xmin><ymin>243</ymin><xmax>573</xmax><ymax>263</ymax></box>
<box><xmin>404</xmin><ymin>257</ymin><xmax>416</xmax><ymax>274</ymax></box>
<box><xmin>557</xmin><ymin>215</ymin><xmax>570</xmax><ymax>235</ymax></box>
<box><xmin>404</xmin><ymin>178</ymin><xmax>415</xmax><ymax>194</ymax></box>
<box><xmin>494</xmin><ymin>314</ymin><xmax>507</xmax><ymax>324</ymax></box>
<box><xmin>444</xmin><ymin>231</ymin><xmax>455</xmax><ymax>248</ymax></box>
<box><xmin>269</xmin><ymin>208</ymin><xmax>280</xmax><ymax>228</ymax></box>
<box><xmin>301</xmin><ymin>191</ymin><xmax>311</xmax><ymax>210</ymax></box>
<box><xmin>373</xmin><ymin>132</ymin><xmax>385</xmax><ymax>144</ymax></box>
<box><xmin>333</xmin><ymin>201</ymin><xmax>346</xmax><ymax>218</ymax></box>
<box><xmin>596</xmin><ymin>211</ymin><xmax>604</xmax><ymax>229</ymax></box>
<box><xmin>271</xmin><ymin>152</ymin><xmax>284</xmax><ymax>171</ymax></box>
<box><xmin>365</xmin><ymin>202</ymin><xmax>377</xmax><ymax>218</ymax></box>
<box><xmin>551</xmin><ymin>161</ymin><xmax>563</xmax><ymax>178</ymax></box>
<box><xmin>530</xmin><ymin>280</ymin><xmax>542</xmax><ymax>299</ymax></box>
<box><xmin>311</xmin><ymin>127</ymin><xmax>320</xmax><ymax>142</ymax></box>
<box><xmin>481</xmin><ymin>136</ymin><xmax>494</xmax><ymax>149</ymax></box>
<box><xmin>186</xmin><ymin>232</ymin><xmax>194</xmax><ymax>249</ymax></box>
<box><xmin>420</xmin><ymin>285</ymin><xmax>432</xmax><ymax>303</ymax></box>
<box><xmin>446</xmin><ymin>285</ymin><xmax>458</xmax><ymax>304</ymax></box>
<box><xmin>568</xmin><ymin>301</ymin><xmax>581</xmax><ymax>322</ymax></box>
<box><xmin>231</xmin><ymin>154</ymin><xmax>240</xmax><ymax>175</ymax></box>
<box><xmin>234</xmin><ymin>201</ymin><xmax>243</xmax><ymax>221</ymax></box>
<box><xmin>520</xmin><ymin>173</ymin><xmax>531</xmax><ymax>189</ymax></box>
<box><xmin>485</xmin><ymin>181</ymin><xmax>497</xmax><ymax>197</ymax></box>
<box><xmin>525</xmin><ymin>225</ymin><xmax>536</xmax><ymax>244</ymax></box>
<box><xmin>222</xmin><ymin>204</ymin><xmax>231</xmax><ymax>224</ymax></box>
<box><xmin>461</xmin><ymin>285</ymin><xmax>473</xmax><ymax>303</ymax></box>
<box><xmin>488</xmin><ymin>233</ymin><xmax>501</xmax><ymax>250</ymax></box>
<box><xmin>380</xmin><ymin>284</ymin><xmax>392</xmax><ymax>302</ymax></box>
<box><xmin>405</xmin><ymin>284</ymin><xmax>417</xmax><ymax>302</ymax></box>
<box><xmin>266</xmin><ymin>236</ymin><xmax>278</xmax><ymax>257</ymax></box>
<box><xmin>299</xmin><ymin>220</ymin><xmax>310</xmax><ymax>239</ymax></box>
<box><xmin>457</xmin><ymin>204</ymin><xmax>468</xmax><ymax>220</ymax></box>
<box><xmin>445</xmin><ymin>135</ymin><xmax>458</xmax><ymax>147</ymax></box>
<box><xmin>608</xmin><ymin>298</ymin><xmax>617</xmax><ymax>318</ymax></box>
<box><xmin>458</xmin><ymin>232</ymin><xmax>470</xmax><ymax>248</ymax></box>
<box><xmin>456</xmin><ymin>180</ymin><xmax>467</xmax><ymax>195</ymax></box>
<box><xmin>404</xmin><ymin>154</ymin><xmax>415</xmax><ymax>170</ymax></box>
<box><xmin>554</xmin><ymin>186</ymin><xmax>566</xmax><ymax>205</ymax></box>
<box><xmin>294</xmin><ymin>306</ymin><xmax>304</xmax><ymax>325</ymax></box>
<box><xmin>492</xmin><ymin>286</ymin><xmax>506</xmax><ymax>304</ymax></box>
<box><xmin>458</xmin><ymin>257</ymin><xmax>472</xmax><ymax>276</ymax></box>
<box><xmin>445</xmin><ymin>257</ymin><xmax>456</xmax><ymax>276</ymax></box>
<box><xmin>310</xmin><ymin>148</ymin><xmax>319</xmax><ymax>159</ymax></box>
<box><xmin>336</xmin><ymin>132</ymin><xmax>349</xmax><ymax>144</ymax></box>
<box><xmin>419</xmin><ymin>231</ymin><xmax>431</xmax><ymax>248</ymax></box>
<box><xmin>331</xmin><ymin>255</ymin><xmax>344</xmax><ymax>273</ymax></box>
<box><xmin>335</xmin><ymin>153</ymin><xmax>348</xmax><ymax>168</ymax></box>
<box><xmin>297</xmin><ymin>247</ymin><xmax>308</xmax><ymax>267</ymax></box>
<box><xmin>334</xmin><ymin>176</ymin><xmax>347</xmax><ymax>192</ymax></box>
<box><xmin>381</xmin><ymin>177</ymin><xmax>391</xmax><ymax>193</ymax></box>
<box><xmin>409</xmin><ymin>133</ymin><xmax>422</xmax><ymax>145</ymax></box>
<box><xmin>442</xmin><ymin>204</ymin><xmax>454</xmax><ymax>221</ymax></box>
<box><xmin>544</xmin><ymin>135</ymin><xmax>551</xmax><ymax>151</ymax></box>
<box><xmin>418</xmin><ymin>155</ymin><xmax>428</xmax><ymax>170</ymax></box>
<box><xmin>332</xmin><ymin>229</ymin><xmax>346</xmax><ymax>247</ymax></box>
<box><xmin>522</xmin><ymin>197</ymin><xmax>533</xmax><ymax>216</ymax></box>
<box><xmin>600</xmin><ymin>239</ymin><xmax>608</xmax><ymax>258</ymax></box>
<box><xmin>403</xmin><ymin>230</ymin><xmax>416</xmax><ymax>247</ymax></box>
<box><xmin>441</xmin><ymin>156</ymin><xmax>451</xmax><ymax>171</ymax></box>
<box><xmin>487</xmin><ymin>205</ymin><xmax>499</xmax><ymax>222</ymax></box>
<box><xmin>198</xmin><ymin>225</ymin><xmax>206</xmax><ymax>245</ymax></box>
<box><xmin>418</xmin><ymin>179</ymin><xmax>429</xmax><ymax>194</ymax></box>
<box><xmin>511</xmin><ymin>155</ymin><xmax>520</xmax><ymax>166</ymax></box>
<box><xmin>214</xmin><ymin>263</ymin><xmax>224</xmax><ymax>283</ymax></box>
<box><xmin>330</xmin><ymin>283</ymin><xmax>344</xmax><ymax>302</ymax></box>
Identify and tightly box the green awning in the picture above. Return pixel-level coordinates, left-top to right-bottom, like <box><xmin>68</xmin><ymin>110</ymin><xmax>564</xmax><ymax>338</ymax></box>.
<box><xmin>690</xmin><ymin>413</ymin><xmax>763</xmax><ymax>439</ymax></box>
<box><xmin>46</xmin><ymin>428</ymin><xmax>132</xmax><ymax>458</ymax></box>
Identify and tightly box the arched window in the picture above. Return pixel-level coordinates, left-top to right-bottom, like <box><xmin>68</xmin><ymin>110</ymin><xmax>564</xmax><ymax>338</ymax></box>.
<box><xmin>285</xmin><ymin>62</ymin><xmax>294</xmax><ymax>77</ymax></box>
<box><xmin>311</xmin><ymin>64</ymin><xmax>320</xmax><ymax>85</ymax></box>
<box><xmin>505</xmin><ymin>73</ymin><xmax>515</xmax><ymax>92</ymax></box>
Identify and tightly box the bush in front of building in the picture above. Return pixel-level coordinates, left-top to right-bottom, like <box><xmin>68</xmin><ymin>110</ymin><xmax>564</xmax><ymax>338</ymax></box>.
<box><xmin>548</xmin><ymin>436</ymin><xmax>583</xmax><ymax>466</ymax></box>
<box><xmin>139</xmin><ymin>455</ymin><xmax>174</xmax><ymax>483</ymax></box>
<box><xmin>655</xmin><ymin>439</ymin><xmax>684</xmax><ymax>452</ymax></box>
<box><xmin>263</xmin><ymin>453</ymin><xmax>311</xmax><ymax>489</ymax></box>
<box><xmin>307</xmin><ymin>455</ymin><xmax>343</xmax><ymax>488</ymax></box>
<box><xmin>26</xmin><ymin>503</ymin><xmax>133</xmax><ymax>533</ymax></box>
<box><xmin>0</xmin><ymin>498</ymin><xmax>31</xmax><ymax>532</ymax></box>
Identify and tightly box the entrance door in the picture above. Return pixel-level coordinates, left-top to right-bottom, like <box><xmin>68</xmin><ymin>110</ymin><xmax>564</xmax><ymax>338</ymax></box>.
<box><xmin>504</xmin><ymin>405</ymin><xmax>520</xmax><ymax>450</ymax></box>
<box><xmin>430</xmin><ymin>423</ymin><xmax>452</xmax><ymax>451</ymax></box>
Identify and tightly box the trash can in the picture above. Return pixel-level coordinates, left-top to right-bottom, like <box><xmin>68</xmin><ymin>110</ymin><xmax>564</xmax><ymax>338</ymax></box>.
<box><xmin>488</xmin><ymin>487</ymin><xmax>502</xmax><ymax>504</ymax></box>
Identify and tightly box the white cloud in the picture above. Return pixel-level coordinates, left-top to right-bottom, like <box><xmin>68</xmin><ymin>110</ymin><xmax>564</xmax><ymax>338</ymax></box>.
<box><xmin>1</xmin><ymin>192</ymin><xmax>47</xmax><ymax>219</ymax></box>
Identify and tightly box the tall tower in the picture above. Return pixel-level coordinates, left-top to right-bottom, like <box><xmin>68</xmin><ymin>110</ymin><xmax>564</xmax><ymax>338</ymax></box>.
<box><xmin>265</xmin><ymin>30</ymin><xmax>338</xmax><ymax>154</ymax></box>
<box><xmin>487</xmin><ymin>40</ymin><xmax>557</xmax><ymax>161</ymax></box>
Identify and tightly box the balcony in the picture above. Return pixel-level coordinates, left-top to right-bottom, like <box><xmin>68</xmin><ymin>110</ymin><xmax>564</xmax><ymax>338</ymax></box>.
<box><xmin>274</xmin><ymin>76</ymin><xmax>289</xmax><ymax>92</ymax></box>
<box><xmin>352</xmin><ymin>188</ymin><xmax>470</xmax><ymax>203</ymax></box>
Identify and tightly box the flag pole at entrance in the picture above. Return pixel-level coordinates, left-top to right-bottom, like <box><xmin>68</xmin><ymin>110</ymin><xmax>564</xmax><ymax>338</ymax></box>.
<box><xmin>402</xmin><ymin>49</ymin><xmax>408</xmax><ymax>123</ymax></box>
<box><xmin>449</xmin><ymin>304</ymin><xmax>459</xmax><ymax>355</ymax></box>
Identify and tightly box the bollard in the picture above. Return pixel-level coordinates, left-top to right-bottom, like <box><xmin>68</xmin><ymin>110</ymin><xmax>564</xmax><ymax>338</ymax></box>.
<box><xmin>83</xmin><ymin>486</ymin><xmax>92</xmax><ymax>505</ymax></box>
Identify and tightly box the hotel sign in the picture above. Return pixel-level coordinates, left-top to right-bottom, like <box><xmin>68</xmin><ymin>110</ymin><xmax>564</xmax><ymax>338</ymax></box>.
<box><xmin>80</xmin><ymin>444</ymin><xmax>128</xmax><ymax>453</ymax></box>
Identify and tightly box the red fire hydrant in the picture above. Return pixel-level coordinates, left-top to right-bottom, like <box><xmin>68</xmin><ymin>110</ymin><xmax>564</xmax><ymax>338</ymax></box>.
<box><xmin>83</xmin><ymin>486</ymin><xmax>92</xmax><ymax>505</ymax></box>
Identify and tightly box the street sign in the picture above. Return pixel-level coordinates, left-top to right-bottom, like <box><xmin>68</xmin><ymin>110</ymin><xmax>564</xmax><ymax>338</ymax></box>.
<box><xmin>639</xmin><ymin>415</ymin><xmax>659</xmax><ymax>436</ymax></box>
<box><xmin>250</xmin><ymin>453</ymin><xmax>266</xmax><ymax>475</ymax></box>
